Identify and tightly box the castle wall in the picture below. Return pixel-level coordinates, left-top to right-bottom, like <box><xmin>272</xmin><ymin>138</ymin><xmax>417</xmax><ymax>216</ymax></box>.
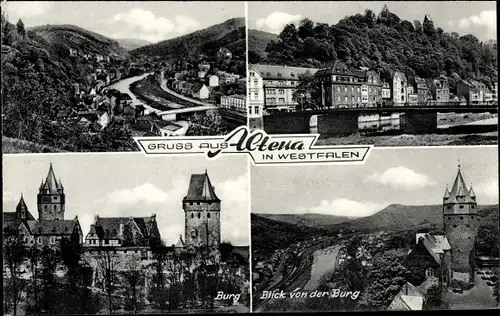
<box><xmin>184</xmin><ymin>202</ymin><xmax>221</xmax><ymax>253</ymax></box>
<box><xmin>444</xmin><ymin>214</ymin><xmax>478</xmax><ymax>273</ymax></box>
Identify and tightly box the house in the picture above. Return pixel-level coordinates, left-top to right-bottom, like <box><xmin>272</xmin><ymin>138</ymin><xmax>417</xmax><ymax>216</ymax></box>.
<box><xmin>191</xmin><ymin>83</ymin><xmax>210</xmax><ymax>100</ymax></box>
<box><xmin>69</xmin><ymin>48</ymin><xmax>77</xmax><ymax>57</ymax></box>
<box><xmin>198</xmin><ymin>70</ymin><xmax>207</xmax><ymax>79</ymax></box>
<box><xmin>364</xmin><ymin>70</ymin><xmax>383</xmax><ymax>107</ymax></box>
<box><xmin>198</xmin><ymin>61</ymin><xmax>211</xmax><ymax>71</ymax></box>
<box><xmin>208</xmin><ymin>75</ymin><xmax>219</xmax><ymax>87</ymax></box>
<box><xmin>407</xmin><ymin>85</ymin><xmax>419</xmax><ymax>105</ymax></box>
<box><xmin>392</xmin><ymin>71</ymin><xmax>408</xmax><ymax>106</ymax></box>
<box><xmin>381</xmin><ymin>82</ymin><xmax>391</xmax><ymax>102</ymax></box>
<box><xmin>387</xmin><ymin>282</ymin><xmax>427</xmax><ymax>311</ymax></box>
<box><xmin>132</xmin><ymin>115</ymin><xmax>188</xmax><ymax>136</ymax></box>
<box><xmin>316</xmin><ymin>61</ymin><xmax>363</xmax><ymax>109</ymax></box>
<box><xmin>217</xmin><ymin>47</ymin><xmax>232</xmax><ymax>60</ymax></box>
<box><xmin>430</xmin><ymin>75</ymin><xmax>450</xmax><ymax>103</ymax></box>
<box><xmin>85</xmin><ymin>214</ymin><xmax>160</xmax><ymax>247</ymax></box>
<box><xmin>248</xmin><ymin>67</ymin><xmax>264</xmax><ymax>130</ymax></box>
<box><xmin>415</xmin><ymin>77</ymin><xmax>431</xmax><ymax>104</ymax></box>
<box><xmin>457</xmin><ymin>80</ymin><xmax>489</xmax><ymax>105</ymax></box>
<box><xmin>97</xmin><ymin>110</ymin><xmax>109</xmax><ymax>129</ymax></box>
<box><xmin>250</xmin><ymin>64</ymin><xmax>318</xmax><ymax>112</ymax></box>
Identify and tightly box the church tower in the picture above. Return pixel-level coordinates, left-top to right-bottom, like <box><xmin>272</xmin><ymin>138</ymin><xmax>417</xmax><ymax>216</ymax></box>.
<box><xmin>443</xmin><ymin>162</ymin><xmax>478</xmax><ymax>282</ymax></box>
<box><xmin>37</xmin><ymin>163</ymin><xmax>65</xmax><ymax>221</ymax></box>
<box><xmin>183</xmin><ymin>171</ymin><xmax>221</xmax><ymax>260</ymax></box>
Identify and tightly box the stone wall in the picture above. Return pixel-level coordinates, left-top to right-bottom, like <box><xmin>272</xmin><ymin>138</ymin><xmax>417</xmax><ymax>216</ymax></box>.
<box><xmin>444</xmin><ymin>214</ymin><xmax>478</xmax><ymax>274</ymax></box>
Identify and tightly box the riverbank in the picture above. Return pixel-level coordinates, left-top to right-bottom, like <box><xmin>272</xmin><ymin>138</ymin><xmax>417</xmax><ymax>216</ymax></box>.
<box><xmin>304</xmin><ymin>245</ymin><xmax>341</xmax><ymax>291</ymax></box>
<box><xmin>129</xmin><ymin>76</ymin><xmax>178</xmax><ymax>112</ymax></box>
<box><xmin>317</xmin><ymin>131</ymin><xmax>498</xmax><ymax>147</ymax></box>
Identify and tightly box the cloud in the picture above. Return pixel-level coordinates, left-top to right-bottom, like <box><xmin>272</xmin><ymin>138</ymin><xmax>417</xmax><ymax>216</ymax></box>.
<box><xmin>3</xmin><ymin>191</ymin><xmax>18</xmax><ymax>202</ymax></box>
<box><xmin>4</xmin><ymin>1</ymin><xmax>53</xmax><ymax>20</ymax></box>
<box><xmin>304</xmin><ymin>198</ymin><xmax>386</xmax><ymax>217</ymax></box>
<box><xmin>216</xmin><ymin>175</ymin><xmax>250</xmax><ymax>246</ymax></box>
<box><xmin>110</xmin><ymin>8</ymin><xmax>199</xmax><ymax>42</ymax></box>
<box><xmin>88</xmin><ymin>174</ymin><xmax>249</xmax><ymax>246</ymax></box>
<box><xmin>448</xmin><ymin>10</ymin><xmax>497</xmax><ymax>39</ymax></box>
<box><xmin>365</xmin><ymin>167</ymin><xmax>436</xmax><ymax>191</ymax></box>
<box><xmin>256</xmin><ymin>11</ymin><xmax>302</xmax><ymax>34</ymax></box>
<box><xmin>106</xmin><ymin>182</ymin><xmax>170</xmax><ymax>205</ymax></box>
<box><xmin>475</xmin><ymin>179</ymin><xmax>499</xmax><ymax>203</ymax></box>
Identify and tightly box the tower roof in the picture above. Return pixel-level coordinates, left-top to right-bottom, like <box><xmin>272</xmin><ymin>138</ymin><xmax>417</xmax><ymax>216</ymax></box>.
<box><xmin>40</xmin><ymin>163</ymin><xmax>63</xmax><ymax>192</ymax></box>
<box><xmin>444</xmin><ymin>163</ymin><xmax>474</xmax><ymax>204</ymax></box>
<box><xmin>15</xmin><ymin>195</ymin><xmax>35</xmax><ymax>221</ymax></box>
<box><xmin>183</xmin><ymin>171</ymin><xmax>220</xmax><ymax>202</ymax></box>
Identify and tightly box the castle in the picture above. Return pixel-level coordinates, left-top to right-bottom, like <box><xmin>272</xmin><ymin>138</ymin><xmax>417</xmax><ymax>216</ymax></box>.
<box><xmin>3</xmin><ymin>164</ymin><xmax>222</xmax><ymax>264</ymax></box>
<box><xmin>390</xmin><ymin>163</ymin><xmax>479</xmax><ymax>310</ymax></box>
<box><xmin>3</xmin><ymin>164</ymin><xmax>83</xmax><ymax>248</ymax></box>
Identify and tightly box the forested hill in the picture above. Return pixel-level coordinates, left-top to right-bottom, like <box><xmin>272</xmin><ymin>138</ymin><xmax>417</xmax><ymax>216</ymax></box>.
<box><xmin>259</xmin><ymin>6</ymin><xmax>497</xmax><ymax>87</ymax></box>
<box><xmin>1</xmin><ymin>15</ymin><xmax>131</xmax><ymax>151</ymax></box>
<box><xmin>131</xmin><ymin>17</ymin><xmax>246</xmax><ymax>61</ymax></box>
<box><xmin>28</xmin><ymin>24</ymin><xmax>128</xmax><ymax>57</ymax></box>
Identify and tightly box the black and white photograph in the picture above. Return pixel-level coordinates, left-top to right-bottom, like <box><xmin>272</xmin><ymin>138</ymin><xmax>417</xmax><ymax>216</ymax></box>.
<box><xmin>1</xmin><ymin>1</ymin><xmax>247</xmax><ymax>154</ymax></box>
<box><xmin>248</xmin><ymin>1</ymin><xmax>497</xmax><ymax>146</ymax></box>
<box><xmin>2</xmin><ymin>154</ymin><xmax>250</xmax><ymax>314</ymax></box>
<box><xmin>251</xmin><ymin>146</ymin><xmax>499</xmax><ymax>311</ymax></box>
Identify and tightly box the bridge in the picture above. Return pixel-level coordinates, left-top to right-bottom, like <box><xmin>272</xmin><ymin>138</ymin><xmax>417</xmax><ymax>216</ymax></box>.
<box><xmin>264</xmin><ymin>104</ymin><xmax>498</xmax><ymax>135</ymax></box>
<box><xmin>158</xmin><ymin>104</ymin><xmax>218</xmax><ymax>120</ymax></box>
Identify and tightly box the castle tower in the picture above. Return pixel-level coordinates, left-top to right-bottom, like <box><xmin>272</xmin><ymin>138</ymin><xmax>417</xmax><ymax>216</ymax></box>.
<box><xmin>183</xmin><ymin>171</ymin><xmax>221</xmax><ymax>260</ymax></box>
<box><xmin>443</xmin><ymin>162</ymin><xmax>478</xmax><ymax>282</ymax></box>
<box><xmin>37</xmin><ymin>163</ymin><xmax>65</xmax><ymax>221</ymax></box>
<box><xmin>16</xmin><ymin>194</ymin><xmax>34</xmax><ymax>221</ymax></box>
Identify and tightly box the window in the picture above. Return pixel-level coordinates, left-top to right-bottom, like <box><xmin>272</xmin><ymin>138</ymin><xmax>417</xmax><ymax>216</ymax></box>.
<box><xmin>337</xmin><ymin>96</ymin><xmax>340</xmax><ymax>101</ymax></box>
<box><xmin>448</xmin><ymin>216</ymin><xmax>451</xmax><ymax>220</ymax></box>
<box><xmin>50</xmin><ymin>236</ymin><xmax>55</xmax><ymax>244</ymax></box>
<box><xmin>351</xmin><ymin>87</ymin><xmax>354</xmax><ymax>92</ymax></box>
<box><xmin>37</xmin><ymin>237</ymin><xmax>42</xmax><ymax>244</ymax></box>
<box><xmin>357</xmin><ymin>87</ymin><xmax>360</xmax><ymax>92</ymax></box>
<box><xmin>453</xmin><ymin>224</ymin><xmax>457</xmax><ymax>228</ymax></box>
<box><xmin>198</xmin><ymin>212</ymin><xmax>201</xmax><ymax>219</ymax></box>
<box><xmin>344</xmin><ymin>87</ymin><xmax>347</xmax><ymax>92</ymax></box>
<box><xmin>105</xmin><ymin>240</ymin><xmax>109</xmax><ymax>245</ymax></box>
<box><xmin>401</xmin><ymin>88</ymin><xmax>404</xmax><ymax>93</ymax></box>
<box><xmin>253</xmin><ymin>92</ymin><xmax>258</xmax><ymax>100</ymax></box>
<box><xmin>344</xmin><ymin>96</ymin><xmax>348</xmax><ymax>102</ymax></box>
<box><xmin>254</xmin><ymin>106</ymin><xmax>260</xmax><ymax>114</ymax></box>
<box><xmin>425</xmin><ymin>268</ymin><xmax>434</xmax><ymax>277</ymax></box>
<box><xmin>191</xmin><ymin>213</ymin><xmax>194</xmax><ymax>218</ymax></box>
<box><xmin>250</xmin><ymin>72</ymin><xmax>254</xmax><ymax>77</ymax></box>
<box><xmin>460</xmin><ymin>216</ymin><xmax>464</xmax><ymax>220</ymax></box>
<box><xmin>278</xmin><ymin>89</ymin><xmax>285</xmax><ymax>95</ymax></box>
<box><xmin>278</xmin><ymin>98</ymin><xmax>285</xmax><ymax>103</ymax></box>
<box><xmin>459</xmin><ymin>205</ymin><xmax>464</xmax><ymax>209</ymax></box>
<box><xmin>337</xmin><ymin>86</ymin><xmax>340</xmax><ymax>92</ymax></box>
<box><xmin>208</xmin><ymin>213</ymin><xmax>211</xmax><ymax>219</ymax></box>
<box><xmin>277</xmin><ymin>73</ymin><xmax>282</xmax><ymax>77</ymax></box>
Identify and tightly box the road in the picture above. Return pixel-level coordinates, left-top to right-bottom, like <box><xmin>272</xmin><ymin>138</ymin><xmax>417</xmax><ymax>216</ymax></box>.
<box><xmin>159</xmin><ymin>71</ymin><xmax>216</xmax><ymax>108</ymax></box>
<box><xmin>443</xmin><ymin>273</ymin><xmax>498</xmax><ymax>309</ymax></box>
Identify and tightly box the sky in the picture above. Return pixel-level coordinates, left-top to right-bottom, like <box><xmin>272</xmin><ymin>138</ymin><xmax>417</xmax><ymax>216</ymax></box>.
<box><xmin>3</xmin><ymin>1</ymin><xmax>245</xmax><ymax>43</ymax></box>
<box><xmin>251</xmin><ymin>146</ymin><xmax>499</xmax><ymax>217</ymax></box>
<box><xmin>249</xmin><ymin>1</ymin><xmax>497</xmax><ymax>41</ymax></box>
<box><xmin>3</xmin><ymin>153</ymin><xmax>250</xmax><ymax>246</ymax></box>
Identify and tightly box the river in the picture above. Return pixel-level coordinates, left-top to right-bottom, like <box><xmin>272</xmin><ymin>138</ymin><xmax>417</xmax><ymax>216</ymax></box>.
<box><xmin>304</xmin><ymin>245</ymin><xmax>341</xmax><ymax>291</ymax></box>
<box><xmin>108</xmin><ymin>73</ymin><xmax>158</xmax><ymax>114</ymax></box>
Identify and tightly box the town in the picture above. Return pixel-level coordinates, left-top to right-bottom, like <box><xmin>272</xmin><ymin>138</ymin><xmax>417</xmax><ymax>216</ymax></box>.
<box><xmin>248</xmin><ymin>62</ymin><xmax>498</xmax><ymax>133</ymax></box>
<box><xmin>251</xmin><ymin>163</ymin><xmax>499</xmax><ymax>311</ymax></box>
<box><xmin>3</xmin><ymin>165</ymin><xmax>250</xmax><ymax>314</ymax></box>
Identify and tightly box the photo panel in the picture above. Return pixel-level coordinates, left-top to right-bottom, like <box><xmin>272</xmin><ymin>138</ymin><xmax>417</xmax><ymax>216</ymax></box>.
<box><xmin>248</xmin><ymin>1</ymin><xmax>497</xmax><ymax>146</ymax></box>
<box><xmin>251</xmin><ymin>146</ymin><xmax>499</xmax><ymax>311</ymax></box>
<box><xmin>2</xmin><ymin>1</ymin><xmax>247</xmax><ymax>154</ymax></box>
<box><xmin>2</xmin><ymin>153</ymin><xmax>251</xmax><ymax>314</ymax></box>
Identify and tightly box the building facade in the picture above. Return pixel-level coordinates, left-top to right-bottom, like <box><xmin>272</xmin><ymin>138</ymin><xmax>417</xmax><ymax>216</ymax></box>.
<box><xmin>248</xmin><ymin>67</ymin><xmax>264</xmax><ymax>130</ymax></box>
<box><xmin>3</xmin><ymin>164</ymin><xmax>84</xmax><ymax>248</ymax></box>
<box><xmin>183</xmin><ymin>172</ymin><xmax>221</xmax><ymax>260</ymax></box>
<box><xmin>316</xmin><ymin>61</ymin><xmax>363</xmax><ymax>108</ymax></box>
<box><xmin>365</xmin><ymin>70</ymin><xmax>383</xmax><ymax>107</ymax></box>
<box><xmin>251</xmin><ymin>64</ymin><xmax>318</xmax><ymax>112</ymax></box>
<box><xmin>392</xmin><ymin>71</ymin><xmax>408</xmax><ymax>106</ymax></box>
<box><xmin>430</xmin><ymin>75</ymin><xmax>450</xmax><ymax>103</ymax></box>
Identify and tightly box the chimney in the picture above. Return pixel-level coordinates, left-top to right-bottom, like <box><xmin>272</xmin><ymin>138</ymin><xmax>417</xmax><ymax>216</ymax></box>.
<box><xmin>151</xmin><ymin>214</ymin><xmax>156</xmax><ymax>221</ymax></box>
<box><xmin>94</xmin><ymin>215</ymin><xmax>99</xmax><ymax>223</ymax></box>
<box><xmin>74</xmin><ymin>215</ymin><xmax>78</xmax><ymax>221</ymax></box>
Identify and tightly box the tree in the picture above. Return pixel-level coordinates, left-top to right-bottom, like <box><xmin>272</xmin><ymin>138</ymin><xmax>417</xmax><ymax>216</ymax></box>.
<box><xmin>40</xmin><ymin>246</ymin><xmax>57</xmax><ymax>314</ymax></box>
<box><xmin>96</xmin><ymin>250</ymin><xmax>118</xmax><ymax>314</ymax></box>
<box><xmin>16</xmin><ymin>19</ymin><xmax>26</xmax><ymax>37</ymax></box>
<box><xmin>150</xmin><ymin>245</ymin><xmax>168</xmax><ymax>312</ymax></box>
<box><xmin>298</xmin><ymin>19</ymin><xmax>315</xmax><ymax>39</ymax></box>
<box><xmin>123</xmin><ymin>254</ymin><xmax>144</xmax><ymax>313</ymax></box>
<box><xmin>27</xmin><ymin>246</ymin><xmax>41</xmax><ymax>315</ymax></box>
<box><xmin>4</xmin><ymin>235</ymin><xmax>26</xmax><ymax>316</ymax></box>
<box><xmin>292</xmin><ymin>71</ymin><xmax>320</xmax><ymax>110</ymax></box>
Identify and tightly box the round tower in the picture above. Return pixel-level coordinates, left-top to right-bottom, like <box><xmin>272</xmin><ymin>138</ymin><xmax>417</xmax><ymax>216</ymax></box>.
<box><xmin>37</xmin><ymin>163</ymin><xmax>65</xmax><ymax>221</ymax></box>
<box><xmin>443</xmin><ymin>162</ymin><xmax>478</xmax><ymax>283</ymax></box>
<box><xmin>183</xmin><ymin>170</ymin><xmax>221</xmax><ymax>261</ymax></box>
